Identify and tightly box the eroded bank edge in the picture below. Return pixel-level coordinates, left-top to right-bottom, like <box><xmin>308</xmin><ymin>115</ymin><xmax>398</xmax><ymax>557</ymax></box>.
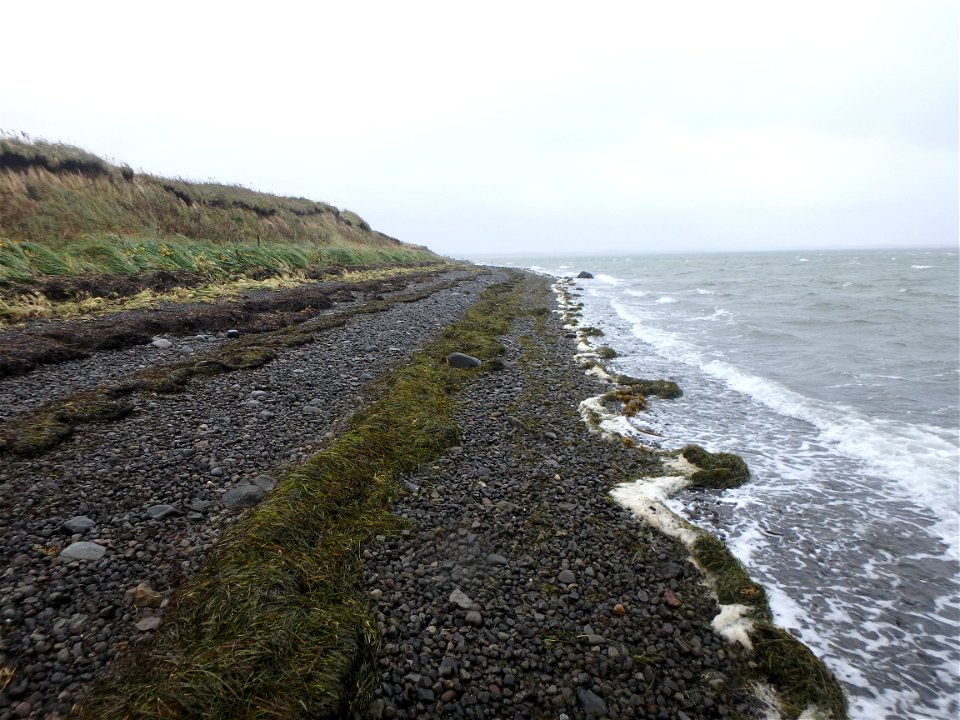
<box><xmin>553</xmin><ymin>277</ymin><xmax>847</xmax><ymax>720</ymax></box>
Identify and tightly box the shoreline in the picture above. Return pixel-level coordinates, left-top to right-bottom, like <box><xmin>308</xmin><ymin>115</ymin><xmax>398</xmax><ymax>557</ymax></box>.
<box><xmin>0</xmin><ymin>269</ymin><xmax>843</xmax><ymax>719</ymax></box>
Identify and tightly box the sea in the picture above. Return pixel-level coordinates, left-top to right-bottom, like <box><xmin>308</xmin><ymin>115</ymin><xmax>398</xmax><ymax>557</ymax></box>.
<box><xmin>466</xmin><ymin>248</ymin><xmax>959</xmax><ymax>720</ymax></box>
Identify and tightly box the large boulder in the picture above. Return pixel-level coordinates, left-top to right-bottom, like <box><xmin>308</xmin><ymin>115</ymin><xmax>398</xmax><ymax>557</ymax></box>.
<box><xmin>576</xmin><ymin>271</ymin><xmax>594</xmax><ymax>279</ymax></box>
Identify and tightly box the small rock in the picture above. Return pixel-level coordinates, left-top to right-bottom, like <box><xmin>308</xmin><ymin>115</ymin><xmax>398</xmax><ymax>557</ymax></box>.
<box><xmin>664</xmin><ymin>588</ymin><xmax>682</xmax><ymax>607</ymax></box>
<box><xmin>576</xmin><ymin>271</ymin><xmax>594</xmax><ymax>279</ymax></box>
<box><xmin>135</xmin><ymin>615</ymin><xmax>163</xmax><ymax>632</ymax></box>
<box><xmin>438</xmin><ymin>656</ymin><xmax>459</xmax><ymax>678</ymax></box>
<box><xmin>447</xmin><ymin>352</ymin><xmax>481</xmax><ymax>369</ymax></box>
<box><xmin>487</xmin><ymin>553</ymin><xmax>509</xmax><ymax>565</ymax></box>
<box><xmin>225</xmin><ymin>329</ymin><xmax>241</xmax><ymax>338</ymax></box>
<box><xmin>223</xmin><ymin>484</ymin><xmax>266</xmax><ymax>508</ymax></box>
<box><xmin>62</xmin><ymin>516</ymin><xmax>96</xmax><ymax>533</ymax></box>
<box><xmin>465</xmin><ymin>611</ymin><xmax>483</xmax><ymax>627</ymax></box>
<box><xmin>449</xmin><ymin>588</ymin><xmax>474</xmax><ymax>609</ymax></box>
<box><xmin>613</xmin><ymin>603</ymin><xmax>626</xmax><ymax>616</ymax></box>
<box><xmin>145</xmin><ymin>504</ymin><xmax>179</xmax><ymax>520</ymax></box>
<box><xmin>151</xmin><ymin>338</ymin><xmax>173</xmax><ymax>349</ymax></box>
<box><xmin>557</xmin><ymin>569</ymin><xmax>576</xmax><ymax>584</ymax></box>
<box><xmin>59</xmin><ymin>541</ymin><xmax>105</xmax><ymax>561</ymax></box>
<box><xmin>577</xmin><ymin>688</ymin><xmax>607</xmax><ymax>715</ymax></box>
<box><xmin>127</xmin><ymin>582</ymin><xmax>164</xmax><ymax>608</ymax></box>
<box><xmin>251</xmin><ymin>474</ymin><xmax>277</xmax><ymax>492</ymax></box>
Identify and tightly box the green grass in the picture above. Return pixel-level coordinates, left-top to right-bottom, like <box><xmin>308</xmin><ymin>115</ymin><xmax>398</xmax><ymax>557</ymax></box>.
<box><xmin>0</xmin><ymin>136</ymin><xmax>439</xmax><ymax>285</ymax></box>
<box><xmin>74</xmin><ymin>275</ymin><xmax>524</xmax><ymax>719</ymax></box>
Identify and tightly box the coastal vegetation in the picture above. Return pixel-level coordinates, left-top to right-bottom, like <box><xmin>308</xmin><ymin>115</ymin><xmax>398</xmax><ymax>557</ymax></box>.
<box><xmin>0</xmin><ymin>135</ymin><xmax>440</xmax><ymax>312</ymax></box>
<box><xmin>75</xmin><ymin>276</ymin><xmax>523</xmax><ymax>718</ymax></box>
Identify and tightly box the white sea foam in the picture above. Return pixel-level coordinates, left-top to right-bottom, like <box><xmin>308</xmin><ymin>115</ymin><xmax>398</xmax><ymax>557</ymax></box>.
<box><xmin>610</xmin><ymin>476</ymin><xmax>700</xmax><ymax>547</ymax></box>
<box><xmin>608</xmin><ymin>299</ymin><xmax>960</xmax><ymax>557</ymax></box>
<box><xmin>703</xmin><ymin>308</ymin><xmax>734</xmax><ymax>321</ymax></box>
<box><xmin>624</xmin><ymin>289</ymin><xmax>648</xmax><ymax>297</ymax></box>
<box><xmin>912</xmin><ymin>264</ymin><xmax>933</xmax><ymax>269</ymax></box>
<box><xmin>594</xmin><ymin>273</ymin><xmax>622</xmax><ymax>285</ymax></box>
<box><xmin>655</xmin><ymin>295</ymin><xmax>678</xmax><ymax>304</ymax></box>
<box><xmin>696</xmin><ymin>287</ymin><xmax>715</xmax><ymax>295</ymax></box>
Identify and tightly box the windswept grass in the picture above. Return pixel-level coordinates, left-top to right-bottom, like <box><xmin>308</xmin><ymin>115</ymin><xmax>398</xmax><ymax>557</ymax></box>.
<box><xmin>74</xmin><ymin>275</ymin><xmax>524</xmax><ymax>719</ymax></box>
<box><xmin>0</xmin><ymin>135</ymin><xmax>438</xmax><ymax>286</ymax></box>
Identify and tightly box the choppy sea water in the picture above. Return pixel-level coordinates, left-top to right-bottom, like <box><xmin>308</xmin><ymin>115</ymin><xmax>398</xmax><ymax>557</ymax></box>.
<box><xmin>467</xmin><ymin>249</ymin><xmax>960</xmax><ymax>720</ymax></box>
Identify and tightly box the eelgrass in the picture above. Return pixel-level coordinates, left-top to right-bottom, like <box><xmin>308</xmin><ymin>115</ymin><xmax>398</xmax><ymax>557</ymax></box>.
<box><xmin>690</xmin><ymin>534</ymin><xmax>770</xmax><ymax>613</ymax></box>
<box><xmin>74</xmin><ymin>275</ymin><xmax>524</xmax><ymax>719</ymax></box>
<box><xmin>750</xmin><ymin>623</ymin><xmax>848</xmax><ymax>720</ymax></box>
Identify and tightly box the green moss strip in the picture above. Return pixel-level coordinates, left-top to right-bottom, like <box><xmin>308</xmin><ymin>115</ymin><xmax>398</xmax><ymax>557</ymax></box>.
<box><xmin>75</xmin><ymin>275</ymin><xmax>523</xmax><ymax>719</ymax></box>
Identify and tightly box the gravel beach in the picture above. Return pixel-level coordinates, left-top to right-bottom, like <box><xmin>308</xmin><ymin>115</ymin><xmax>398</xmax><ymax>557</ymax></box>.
<box><xmin>0</xmin><ymin>269</ymin><xmax>759</xmax><ymax>719</ymax></box>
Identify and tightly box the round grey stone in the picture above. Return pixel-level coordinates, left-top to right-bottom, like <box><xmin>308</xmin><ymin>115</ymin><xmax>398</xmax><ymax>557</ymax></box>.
<box><xmin>577</xmin><ymin>688</ymin><xmax>607</xmax><ymax>715</ymax></box>
<box><xmin>251</xmin><ymin>475</ymin><xmax>277</xmax><ymax>492</ymax></box>
<box><xmin>449</xmin><ymin>588</ymin><xmax>474</xmax><ymax>609</ymax></box>
<box><xmin>60</xmin><ymin>542</ymin><xmax>106</xmax><ymax>561</ymax></box>
<box><xmin>145</xmin><ymin>504</ymin><xmax>179</xmax><ymax>520</ymax></box>
<box><xmin>150</xmin><ymin>338</ymin><xmax>173</xmax><ymax>349</ymax></box>
<box><xmin>62</xmin><ymin>516</ymin><xmax>96</xmax><ymax>533</ymax></box>
<box><xmin>223</xmin><ymin>484</ymin><xmax>266</xmax><ymax>508</ymax></box>
<box><xmin>447</xmin><ymin>352</ymin><xmax>482</xmax><ymax>369</ymax></box>
<box><xmin>558</xmin><ymin>569</ymin><xmax>576</xmax><ymax>584</ymax></box>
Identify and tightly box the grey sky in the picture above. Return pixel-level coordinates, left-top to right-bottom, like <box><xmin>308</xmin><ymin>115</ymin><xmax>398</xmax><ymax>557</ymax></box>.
<box><xmin>1</xmin><ymin>1</ymin><xmax>957</xmax><ymax>256</ymax></box>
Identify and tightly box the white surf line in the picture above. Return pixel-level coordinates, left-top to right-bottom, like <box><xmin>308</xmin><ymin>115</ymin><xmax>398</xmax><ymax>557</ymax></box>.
<box><xmin>552</xmin><ymin>279</ymin><xmax>837</xmax><ymax>720</ymax></box>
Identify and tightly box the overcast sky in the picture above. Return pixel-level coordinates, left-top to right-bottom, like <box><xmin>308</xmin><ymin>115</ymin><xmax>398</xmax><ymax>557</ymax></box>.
<box><xmin>1</xmin><ymin>1</ymin><xmax>957</xmax><ymax>256</ymax></box>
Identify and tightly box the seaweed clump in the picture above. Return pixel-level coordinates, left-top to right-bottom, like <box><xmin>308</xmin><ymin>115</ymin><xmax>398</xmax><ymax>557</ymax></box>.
<box><xmin>750</xmin><ymin>623</ymin><xmax>848</xmax><ymax>720</ymax></box>
<box><xmin>682</xmin><ymin>444</ymin><xmax>750</xmax><ymax>489</ymax></box>
<box><xmin>691</xmin><ymin>534</ymin><xmax>769</xmax><ymax>611</ymax></box>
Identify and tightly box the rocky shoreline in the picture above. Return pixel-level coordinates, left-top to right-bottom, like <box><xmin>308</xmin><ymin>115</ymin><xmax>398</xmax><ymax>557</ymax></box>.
<box><xmin>2</xmin><ymin>268</ymin><xmax>763</xmax><ymax>719</ymax></box>
<box><xmin>364</xmin><ymin>279</ymin><xmax>758</xmax><ymax>719</ymax></box>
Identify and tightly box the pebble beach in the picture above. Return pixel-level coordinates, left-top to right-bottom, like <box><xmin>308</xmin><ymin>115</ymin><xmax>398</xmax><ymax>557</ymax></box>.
<box><xmin>0</xmin><ymin>268</ymin><xmax>763</xmax><ymax>719</ymax></box>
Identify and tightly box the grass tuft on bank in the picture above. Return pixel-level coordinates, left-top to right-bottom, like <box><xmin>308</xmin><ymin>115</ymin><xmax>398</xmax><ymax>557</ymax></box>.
<box><xmin>0</xmin><ymin>135</ymin><xmax>438</xmax><ymax>287</ymax></box>
<box><xmin>74</xmin><ymin>275</ymin><xmax>523</xmax><ymax>719</ymax></box>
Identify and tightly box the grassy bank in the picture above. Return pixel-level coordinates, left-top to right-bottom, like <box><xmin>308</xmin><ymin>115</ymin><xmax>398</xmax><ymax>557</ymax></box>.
<box><xmin>0</xmin><ymin>136</ymin><xmax>437</xmax><ymax>286</ymax></box>
<box><xmin>75</xmin><ymin>275</ymin><xmax>524</xmax><ymax>719</ymax></box>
